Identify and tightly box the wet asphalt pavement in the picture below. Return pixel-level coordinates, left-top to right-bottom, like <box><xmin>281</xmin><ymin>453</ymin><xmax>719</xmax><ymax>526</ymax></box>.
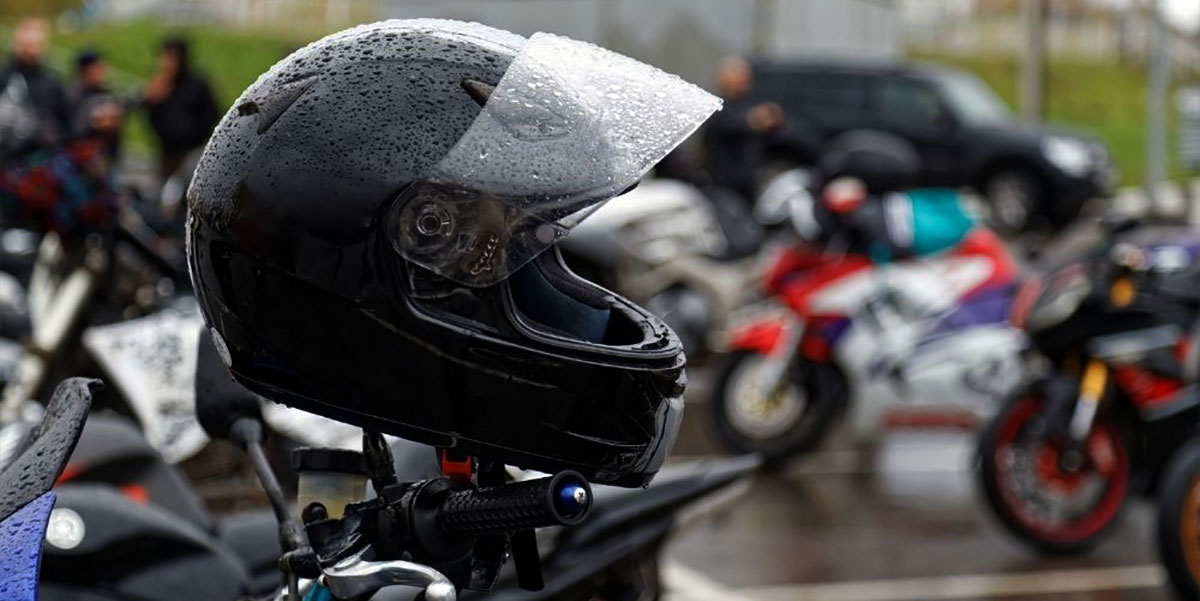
<box><xmin>661</xmin><ymin>380</ymin><xmax>1173</xmax><ymax>601</ymax></box>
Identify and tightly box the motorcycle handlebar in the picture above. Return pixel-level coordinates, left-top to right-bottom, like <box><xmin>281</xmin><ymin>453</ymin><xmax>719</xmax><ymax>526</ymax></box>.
<box><xmin>437</xmin><ymin>471</ymin><xmax>592</xmax><ymax>536</ymax></box>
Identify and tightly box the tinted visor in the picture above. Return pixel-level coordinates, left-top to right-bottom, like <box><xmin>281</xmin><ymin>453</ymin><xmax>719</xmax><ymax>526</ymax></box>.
<box><xmin>388</xmin><ymin>32</ymin><xmax>720</xmax><ymax>286</ymax></box>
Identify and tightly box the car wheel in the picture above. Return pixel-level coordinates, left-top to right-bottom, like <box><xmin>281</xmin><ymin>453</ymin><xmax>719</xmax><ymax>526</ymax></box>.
<box><xmin>985</xmin><ymin>168</ymin><xmax>1044</xmax><ymax>235</ymax></box>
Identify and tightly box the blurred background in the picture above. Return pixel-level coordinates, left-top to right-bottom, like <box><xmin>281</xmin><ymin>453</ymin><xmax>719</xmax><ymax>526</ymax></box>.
<box><xmin>2</xmin><ymin>1</ymin><xmax>1200</xmax><ymax>600</ymax></box>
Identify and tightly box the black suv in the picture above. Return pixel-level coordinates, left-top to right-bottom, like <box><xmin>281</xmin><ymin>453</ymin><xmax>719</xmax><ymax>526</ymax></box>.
<box><xmin>751</xmin><ymin>60</ymin><xmax>1115</xmax><ymax>232</ymax></box>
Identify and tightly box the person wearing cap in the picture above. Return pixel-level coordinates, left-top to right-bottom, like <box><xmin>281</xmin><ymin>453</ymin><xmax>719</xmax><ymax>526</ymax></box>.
<box><xmin>67</xmin><ymin>49</ymin><xmax>123</xmax><ymax>159</ymax></box>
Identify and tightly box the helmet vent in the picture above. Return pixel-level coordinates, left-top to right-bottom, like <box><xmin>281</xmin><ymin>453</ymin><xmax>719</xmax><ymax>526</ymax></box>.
<box><xmin>460</xmin><ymin>78</ymin><xmax>495</xmax><ymax>108</ymax></box>
<box><xmin>253</xmin><ymin>74</ymin><xmax>318</xmax><ymax>134</ymax></box>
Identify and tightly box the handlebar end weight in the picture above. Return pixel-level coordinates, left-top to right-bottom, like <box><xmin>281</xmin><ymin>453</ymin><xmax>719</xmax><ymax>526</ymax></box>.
<box><xmin>438</xmin><ymin>471</ymin><xmax>593</xmax><ymax>537</ymax></box>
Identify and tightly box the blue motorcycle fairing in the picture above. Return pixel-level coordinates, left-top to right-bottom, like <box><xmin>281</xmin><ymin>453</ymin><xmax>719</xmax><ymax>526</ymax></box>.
<box><xmin>0</xmin><ymin>492</ymin><xmax>56</xmax><ymax>601</ymax></box>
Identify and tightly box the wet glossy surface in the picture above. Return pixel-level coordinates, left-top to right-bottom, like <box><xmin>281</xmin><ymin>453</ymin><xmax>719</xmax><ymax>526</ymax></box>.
<box><xmin>186</xmin><ymin>20</ymin><xmax>696</xmax><ymax>486</ymax></box>
<box><xmin>664</xmin><ymin>392</ymin><xmax>1175</xmax><ymax>601</ymax></box>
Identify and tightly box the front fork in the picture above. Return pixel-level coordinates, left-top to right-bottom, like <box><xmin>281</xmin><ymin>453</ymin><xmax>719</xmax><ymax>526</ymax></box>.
<box><xmin>759</xmin><ymin>318</ymin><xmax>806</xmax><ymax>401</ymax></box>
<box><xmin>1061</xmin><ymin>359</ymin><xmax>1110</xmax><ymax>471</ymax></box>
<box><xmin>0</xmin><ymin>241</ymin><xmax>105</xmax><ymax>421</ymax></box>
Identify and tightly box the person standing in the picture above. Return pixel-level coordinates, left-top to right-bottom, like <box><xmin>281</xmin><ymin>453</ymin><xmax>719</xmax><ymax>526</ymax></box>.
<box><xmin>143</xmin><ymin>37</ymin><xmax>219</xmax><ymax>181</ymax></box>
<box><xmin>67</xmin><ymin>50</ymin><xmax>123</xmax><ymax>159</ymax></box>
<box><xmin>0</xmin><ymin>17</ymin><xmax>71</xmax><ymax>152</ymax></box>
<box><xmin>66</xmin><ymin>50</ymin><xmax>109</xmax><ymax>112</ymax></box>
<box><xmin>702</xmin><ymin>56</ymin><xmax>784</xmax><ymax>201</ymax></box>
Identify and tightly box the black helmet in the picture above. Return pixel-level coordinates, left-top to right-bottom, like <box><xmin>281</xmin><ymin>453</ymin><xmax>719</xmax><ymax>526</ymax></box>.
<box><xmin>186</xmin><ymin>20</ymin><xmax>719</xmax><ymax>487</ymax></box>
<box><xmin>818</xmin><ymin>131</ymin><xmax>921</xmax><ymax>194</ymax></box>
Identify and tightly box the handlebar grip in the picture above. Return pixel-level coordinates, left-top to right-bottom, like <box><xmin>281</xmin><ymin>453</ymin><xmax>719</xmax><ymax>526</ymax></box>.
<box><xmin>438</xmin><ymin>471</ymin><xmax>591</xmax><ymax>536</ymax></box>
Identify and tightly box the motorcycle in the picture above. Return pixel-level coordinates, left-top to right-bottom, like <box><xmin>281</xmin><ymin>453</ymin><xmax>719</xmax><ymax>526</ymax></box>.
<box><xmin>559</xmin><ymin>178</ymin><xmax>773</xmax><ymax>360</ymax></box>
<box><xmin>0</xmin><ymin>218</ymin><xmax>360</xmax><ymax>503</ymax></box>
<box><xmin>1</xmin><ymin>336</ymin><xmax>759</xmax><ymax>600</ymax></box>
<box><xmin>1157</xmin><ymin>434</ymin><xmax>1200</xmax><ymax>601</ymax></box>
<box><xmin>0</xmin><ymin>378</ymin><xmax>286</xmax><ymax>601</ymax></box>
<box><xmin>979</xmin><ymin>219</ymin><xmax>1200</xmax><ymax>553</ymax></box>
<box><xmin>709</xmin><ymin>174</ymin><xmax>1025</xmax><ymax>462</ymax></box>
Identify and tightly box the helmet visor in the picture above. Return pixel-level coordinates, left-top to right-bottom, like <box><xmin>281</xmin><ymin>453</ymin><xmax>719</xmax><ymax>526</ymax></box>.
<box><xmin>388</xmin><ymin>32</ymin><xmax>720</xmax><ymax>286</ymax></box>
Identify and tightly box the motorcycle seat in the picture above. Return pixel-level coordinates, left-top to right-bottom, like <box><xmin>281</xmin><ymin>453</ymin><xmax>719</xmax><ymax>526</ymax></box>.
<box><xmin>215</xmin><ymin>508</ymin><xmax>284</xmax><ymax>594</ymax></box>
<box><xmin>708</xmin><ymin>187</ymin><xmax>765</xmax><ymax>261</ymax></box>
<box><xmin>43</xmin><ymin>483</ymin><xmax>251</xmax><ymax>601</ymax></box>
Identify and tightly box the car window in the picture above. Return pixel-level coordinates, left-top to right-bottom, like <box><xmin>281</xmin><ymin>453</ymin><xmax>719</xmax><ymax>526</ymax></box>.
<box><xmin>800</xmin><ymin>74</ymin><xmax>867</xmax><ymax>112</ymax></box>
<box><xmin>934</xmin><ymin>72</ymin><xmax>1010</xmax><ymax>126</ymax></box>
<box><xmin>877</xmin><ymin>77</ymin><xmax>945</xmax><ymax>126</ymax></box>
<box><xmin>752</xmin><ymin>69</ymin><xmax>868</xmax><ymax>123</ymax></box>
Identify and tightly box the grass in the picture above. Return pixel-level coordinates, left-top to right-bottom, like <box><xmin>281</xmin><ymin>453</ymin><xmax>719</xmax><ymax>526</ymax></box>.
<box><xmin>911</xmin><ymin>51</ymin><xmax>1200</xmax><ymax>186</ymax></box>
<box><xmin>8</xmin><ymin>18</ymin><xmax>1197</xmax><ymax>186</ymax></box>
<box><xmin>41</xmin><ymin>20</ymin><xmax>297</xmax><ymax>154</ymax></box>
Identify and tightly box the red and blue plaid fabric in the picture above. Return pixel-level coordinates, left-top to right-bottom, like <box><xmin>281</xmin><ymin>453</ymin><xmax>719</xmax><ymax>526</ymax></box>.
<box><xmin>0</xmin><ymin>140</ymin><xmax>118</xmax><ymax>244</ymax></box>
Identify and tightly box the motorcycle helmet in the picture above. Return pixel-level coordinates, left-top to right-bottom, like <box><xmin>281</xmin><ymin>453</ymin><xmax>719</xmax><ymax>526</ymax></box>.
<box><xmin>817</xmin><ymin>131</ymin><xmax>921</xmax><ymax>194</ymax></box>
<box><xmin>186</xmin><ymin>20</ymin><xmax>720</xmax><ymax>487</ymax></box>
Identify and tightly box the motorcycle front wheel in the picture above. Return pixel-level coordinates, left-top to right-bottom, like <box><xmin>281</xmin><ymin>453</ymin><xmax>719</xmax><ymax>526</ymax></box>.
<box><xmin>979</xmin><ymin>393</ymin><xmax>1131</xmax><ymax>554</ymax></box>
<box><xmin>1157</xmin><ymin>436</ymin><xmax>1200</xmax><ymax>601</ymax></box>
<box><xmin>708</xmin><ymin>350</ymin><xmax>844</xmax><ymax>464</ymax></box>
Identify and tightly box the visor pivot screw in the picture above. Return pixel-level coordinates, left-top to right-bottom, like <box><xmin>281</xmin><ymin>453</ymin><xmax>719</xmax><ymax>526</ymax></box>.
<box><xmin>416</xmin><ymin>205</ymin><xmax>450</xmax><ymax>236</ymax></box>
<box><xmin>535</xmin><ymin>224</ymin><xmax>557</xmax><ymax>244</ymax></box>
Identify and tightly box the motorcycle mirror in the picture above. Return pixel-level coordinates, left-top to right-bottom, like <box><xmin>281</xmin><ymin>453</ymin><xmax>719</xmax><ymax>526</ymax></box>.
<box><xmin>194</xmin><ymin>329</ymin><xmax>264</xmax><ymax>446</ymax></box>
<box><xmin>194</xmin><ymin>329</ymin><xmax>308</xmax><ymax>553</ymax></box>
<box><xmin>1101</xmin><ymin>213</ymin><xmax>1141</xmax><ymax>236</ymax></box>
<box><xmin>754</xmin><ymin>168</ymin><xmax>813</xmax><ymax>227</ymax></box>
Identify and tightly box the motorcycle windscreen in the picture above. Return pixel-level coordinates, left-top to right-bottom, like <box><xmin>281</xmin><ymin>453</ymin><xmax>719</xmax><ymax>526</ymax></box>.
<box><xmin>388</xmin><ymin>32</ymin><xmax>720</xmax><ymax>286</ymax></box>
<box><xmin>0</xmin><ymin>492</ymin><xmax>55</xmax><ymax>601</ymax></box>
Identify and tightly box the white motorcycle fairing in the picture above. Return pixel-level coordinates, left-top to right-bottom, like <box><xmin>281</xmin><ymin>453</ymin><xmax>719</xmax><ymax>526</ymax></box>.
<box><xmin>809</xmin><ymin>254</ymin><xmax>1027</xmax><ymax>437</ymax></box>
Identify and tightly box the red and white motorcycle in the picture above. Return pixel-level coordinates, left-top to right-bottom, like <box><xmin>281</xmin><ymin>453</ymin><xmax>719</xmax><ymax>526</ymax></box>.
<box><xmin>709</xmin><ymin>170</ymin><xmax>1027</xmax><ymax>462</ymax></box>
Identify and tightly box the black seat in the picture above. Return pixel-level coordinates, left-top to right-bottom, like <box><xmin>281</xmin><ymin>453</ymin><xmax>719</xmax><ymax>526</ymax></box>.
<box><xmin>707</xmin><ymin>187</ymin><xmax>765</xmax><ymax>261</ymax></box>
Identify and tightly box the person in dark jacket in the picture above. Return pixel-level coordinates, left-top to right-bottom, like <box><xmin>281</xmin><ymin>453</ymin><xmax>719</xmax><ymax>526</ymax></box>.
<box><xmin>0</xmin><ymin>18</ymin><xmax>71</xmax><ymax>151</ymax></box>
<box><xmin>143</xmin><ymin>37</ymin><xmax>219</xmax><ymax>181</ymax></box>
<box><xmin>67</xmin><ymin>50</ymin><xmax>124</xmax><ymax>160</ymax></box>
<box><xmin>702</xmin><ymin>56</ymin><xmax>783</xmax><ymax>201</ymax></box>
<box><xmin>66</xmin><ymin>50</ymin><xmax>109</xmax><ymax>113</ymax></box>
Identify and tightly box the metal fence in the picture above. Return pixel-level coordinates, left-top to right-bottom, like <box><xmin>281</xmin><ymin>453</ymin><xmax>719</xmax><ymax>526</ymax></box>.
<box><xmin>89</xmin><ymin>0</ymin><xmax>901</xmax><ymax>88</ymax></box>
<box><xmin>906</xmin><ymin>10</ymin><xmax>1200</xmax><ymax>72</ymax></box>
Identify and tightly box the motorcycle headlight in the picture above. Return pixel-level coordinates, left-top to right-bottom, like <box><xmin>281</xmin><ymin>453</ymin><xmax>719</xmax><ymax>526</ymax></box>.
<box><xmin>1041</xmin><ymin>136</ymin><xmax>1092</xmax><ymax>177</ymax></box>
<box><xmin>1025</xmin><ymin>264</ymin><xmax>1091</xmax><ymax>332</ymax></box>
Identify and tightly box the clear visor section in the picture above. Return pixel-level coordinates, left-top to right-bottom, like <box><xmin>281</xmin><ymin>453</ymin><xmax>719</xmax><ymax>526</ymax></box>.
<box><xmin>389</xmin><ymin>32</ymin><xmax>721</xmax><ymax>286</ymax></box>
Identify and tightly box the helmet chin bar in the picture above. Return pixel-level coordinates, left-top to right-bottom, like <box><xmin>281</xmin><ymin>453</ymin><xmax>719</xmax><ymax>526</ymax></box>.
<box><xmin>278</xmin><ymin>429</ymin><xmax>592</xmax><ymax>599</ymax></box>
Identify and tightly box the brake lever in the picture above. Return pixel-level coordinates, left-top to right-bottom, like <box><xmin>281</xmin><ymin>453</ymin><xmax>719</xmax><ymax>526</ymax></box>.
<box><xmin>321</xmin><ymin>550</ymin><xmax>456</xmax><ymax>601</ymax></box>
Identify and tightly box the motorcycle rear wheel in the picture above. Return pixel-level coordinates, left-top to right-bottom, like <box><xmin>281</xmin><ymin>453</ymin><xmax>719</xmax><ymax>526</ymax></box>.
<box><xmin>979</xmin><ymin>393</ymin><xmax>1131</xmax><ymax>554</ymax></box>
<box><xmin>709</xmin><ymin>350</ymin><xmax>844</xmax><ymax>464</ymax></box>
<box><xmin>1157</xmin><ymin>436</ymin><xmax>1200</xmax><ymax>601</ymax></box>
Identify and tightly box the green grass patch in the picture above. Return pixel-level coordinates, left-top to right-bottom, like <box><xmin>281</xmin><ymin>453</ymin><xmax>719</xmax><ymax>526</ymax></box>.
<box><xmin>43</xmin><ymin>20</ymin><xmax>298</xmax><ymax>155</ymax></box>
<box><xmin>9</xmin><ymin>18</ymin><xmax>1199</xmax><ymax>187</ymax></box>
